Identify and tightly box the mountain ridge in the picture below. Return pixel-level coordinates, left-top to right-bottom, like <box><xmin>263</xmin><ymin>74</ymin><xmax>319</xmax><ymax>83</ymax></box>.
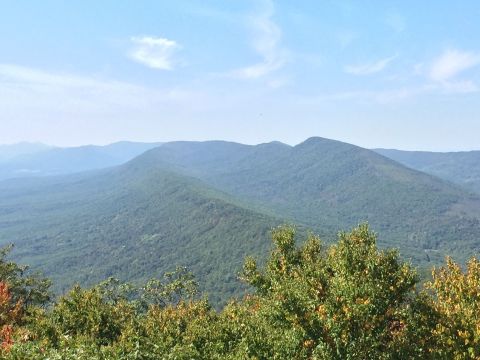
<box><xmin>1</xmin><ymin>137</ymin><xmax>480</xmax><ymax>306</ymax></box>
<box><xmin>0</xmin><ymin>141</ymin><xmax>163</xmax><ymax>180</ymax></box>
<box><xmin>133</xmin><ymin>137</ymin><xmax>480</xmax><ymax>263</ymax></box>
<box><xmin>0</xmin><ymin>163</ymin><xmax>281</xmax><ymax>305</ymax></box>
<box><xmin>375</xmin><ymin>148</ymin><xmax>480</xmax><ymax>195</ymax></box>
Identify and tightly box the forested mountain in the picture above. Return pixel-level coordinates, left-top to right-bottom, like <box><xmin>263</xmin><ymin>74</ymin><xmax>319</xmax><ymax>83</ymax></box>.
<box><xmin>0</xmin><ymin>165</ymin><xmax>278</xmax><ymax>305</ymax></box>
<box><xmin>1</xmin><ymin>137</ymin><xmax>480</xmax><ymax>306</ymax></box>
<box><xmin>134</xmin><ymin>137</ymin><xmax>480</xmax><ymax>264</ymax></box>
<box><xmin>375</xmin><ymin>148</ymin><xmax>480</xmax><ymax>195</ymax></box>
<box><xmin>0</xmin><ymin>141</ymin><xmax>162</xmax><ymax>180</ymax></box>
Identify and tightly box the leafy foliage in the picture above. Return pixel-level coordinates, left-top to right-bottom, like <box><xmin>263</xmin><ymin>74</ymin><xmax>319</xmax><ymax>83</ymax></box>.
<box><xmin>426</xmin><ymin>257</ymin><xmax>480</xmax><ymax>358</ymax></box>
<box><xmin>0</xmin><ymin>245</ymin><xmax>51</xmax><ymax>309</ymax></box>
<box><xmin>239</xmin><ymin>225</ymin><xmax>425</xmax><ymax>359</ymax></box>
<box><xmin>0</xmin><ymin>282</ymin><xmax>22</xmax><ymax>352</ymax></box>
<box><xmin>1</xmin><ymin>225</ymin><xmax>479</xmax><ymax>359</ymax></box>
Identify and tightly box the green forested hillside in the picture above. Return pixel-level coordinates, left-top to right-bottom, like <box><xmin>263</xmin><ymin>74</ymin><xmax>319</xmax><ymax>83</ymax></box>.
<box><xmin>0</xmin><ymin>166</ymin><xmax>279</xmax><ymax>306</ymax></box>
<box><xmin>1</xmin><ymin>137</ymin><xmax>480</xmax><ymax>307</ymax></box>
<box><xmin>134</xmin><ymin>137</ymin><xmax>480</xmax><ymax>264</ymax></box>
<box><xmin>375</xmin><ymin>148</ymin><xmax>480</xmax><ymax>195</ymax></box>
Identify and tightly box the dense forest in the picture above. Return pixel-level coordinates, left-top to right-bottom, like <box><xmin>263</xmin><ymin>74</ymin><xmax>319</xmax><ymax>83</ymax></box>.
<box><xmin>1</xmin><ymin>224</ymin><xmax>479</xmax><ymax>359</ymax></box>
<box><xmin>2</xmin><ymin>138</ymin><xmax>480</xmax><ymax>308</ymax></box>
<box><xmin>375</xmin><ymin>148</ymin><xmax>480</xmax><ymax>196</ymax></box>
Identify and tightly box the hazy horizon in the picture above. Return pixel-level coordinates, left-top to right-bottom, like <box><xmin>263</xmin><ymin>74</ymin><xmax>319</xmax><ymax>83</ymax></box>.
<box><xmin>2</xmin><ymin>1</ymin><xmax>480</xmax><ymax>151</ymax></box>
<box><xmin>1</xmin><ymin>136</ymin><xmax>479</xmax><ymax>153</ymax></box>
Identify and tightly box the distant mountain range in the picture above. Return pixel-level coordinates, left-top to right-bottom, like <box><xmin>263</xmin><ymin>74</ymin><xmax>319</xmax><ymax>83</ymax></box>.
<box><xmin>0</xmin><ymin>138</ymin><xmax>479</xmax><ymax>306</ymax></box>
<box><xmin>375</xmin><ymin>148</ymin><xmax>480</xmax><ymax>195</ymax></box>
<box><xmin>0</xmin><ymin>141</ymin><xmax>162</xmax><ymax>179</ymax></box>
<box><xmin>0</xmin><ymin>142</ymin><xmax>52</xmax><ymax>162</ymax></box>
<box><xmin>2</xmin><ymin>141</ymin><xmax>478</xmax><ymax>196</ymax></box>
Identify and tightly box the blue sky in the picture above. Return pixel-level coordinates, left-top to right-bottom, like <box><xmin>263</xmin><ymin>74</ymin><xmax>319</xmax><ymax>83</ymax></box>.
<box><xmin>1</xmin><ymin>0</ymin><xmax>479</xmax><ymax>150</ymax></box>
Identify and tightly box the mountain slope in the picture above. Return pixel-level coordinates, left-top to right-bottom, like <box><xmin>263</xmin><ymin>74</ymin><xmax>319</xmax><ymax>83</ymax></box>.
<box><xmin>134</xmin><ymin>137</ymin><xmax>480</xmax><ymax>264</ymax></box>
<box><xmin>2</xmin><ymin>137</ymin><xmax>480</xmax><ymax>306</ymax></box>
<box><xmin>0</xmin><ymin>164</ymin><xmax>279</xmax><ymax>306</ymax></box>
<box><xmin>0</xmin><ymin>141</ymin><xmax>162</xmax><ymax>180</ymax></box>
<box><xmin>375</xmin><ymin>148</ymin><xmax>480</xmax><ymax>195</ymax></box>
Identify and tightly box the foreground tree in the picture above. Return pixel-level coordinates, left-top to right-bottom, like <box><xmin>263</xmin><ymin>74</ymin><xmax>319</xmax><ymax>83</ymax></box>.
<box><xmin>2</xmin><ymin>225</ymin><xmax>480</xmax><ymax>359</ymax></box>
<box><xmin>0</xmin><ymin>245</ymin><xmax>51</xmax><ymax>357</ymax></box>
<box><xmin>238</xmin><ymin>224</ymin><xmax>435</xmax><ymax>359</ymax></box>
<box><xmin>0</xmin><ymin>282</ymin><xmax>22</xmax><ymax>351</ymax></box>
<box><xmin>0</xmin><ymin>245</ymin><xmax>51</xmax><ymax>309</ymax></box>
<box><xmin>426</xmin><ymin>257</ymin><xmax>480</xmax><ymax>359</ymax></box>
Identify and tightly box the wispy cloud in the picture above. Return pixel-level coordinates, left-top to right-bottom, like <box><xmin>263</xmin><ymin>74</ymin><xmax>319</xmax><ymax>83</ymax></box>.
<box><xmin>0</xmin><ymin>64</ymin><xmax>229</xmax><ymax>145</ymax></box>
<box><xmin>307</xmin><ymin>50</ymin><xmax>480</xmax><ymax>103</ymax></box>
<box><xmin>0</xmin><ymin>64</ymin><xmax>203</xmax><ymax>113</ymax></box>
<box><xmin>384</xmin><ymin>11</ymin><xmax>406</xmax><ymax>33</ymax></box>
<box><xmin>336</xmin><ymin>30</ymin><xmax>357</xmax><ymax>49</ymax></box>
<box><xmin>344</xmin><ymin>55</ymin><xmax>397</xmax><ymax>76</ymax></box>
<box><xmin>129</xmin><ymin>36</ymin><xmax>181</xmax><ymax>70</ymax></box>
<box><xmin>0</xmin><ymin>63</ymin><xmax>105</xmax><ymax>88</ymax></box>
<box><xmin>439</xmin><ymin>80</ymin><xmax>478</xmax><ymax>93</ymax></box>
<box><xmin>301</xmin><ymin>85</ymin><xmax>434</xmax><ymax>105</ymax></box>
<box><xmin>232</xmin><ymin>0</ymin><xmax>288</xmax><ymax>79</ymax></box>
<box><xmin>429</xmin><ymin>49</ymin><xmax>480</xmax><ymax>82</ymax></box>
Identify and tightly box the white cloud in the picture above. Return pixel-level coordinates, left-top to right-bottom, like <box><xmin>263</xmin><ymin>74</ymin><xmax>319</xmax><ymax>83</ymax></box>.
<box><xmin>437</xmin><ymin>80</ymin><xmax>478</xmax><ymax>94</ymax></box>
<box><xmin>232</xmin><ymin>0</ymin><xmax>288</xmax><ymax>79</ymax></box>
<box><xmin>429</xmin><ymin>49</ymin><xmax>480</xmax><ymax>82</ymax></box>
<box><xmin>302</xmin><ymin>85</ymin><xmax>433</xmax><ymax>105</ymax></box>
<box><xmin>129</xmin><ymin>36</ymin><xmax>180</xmax><ymax>70</ymax></box>
<box><xmin>302</xmin><ymin>78</ymin><xmax>478</xmax><ymax>105</ymax></box>
<box><xmin>0</xmin><ymin>63</ymin><xmax>206</xmax><ymax>115</ymax></box>
<box><xmin>0</xmin><ymin>63</ymin><xmax>225</xmax><ymax>144</ymax></box>
<box><xmin>336</xmin><ymin>30</ymin><xmax>357</xmax><ymax>49</ymax></box>
<box><xmin>344</xmin><ymin>55</ymin><xmax>396</xmax><ymax>76</ymax></box>
<box><xmin>384</xmin><ymin>12</ymin><xmax>406</xmax><ymax>33</ymax></box>
<box><xmin>0</xmin><ymin>63</ymin><xmax>103</xmax><ymax>88</ymax></box>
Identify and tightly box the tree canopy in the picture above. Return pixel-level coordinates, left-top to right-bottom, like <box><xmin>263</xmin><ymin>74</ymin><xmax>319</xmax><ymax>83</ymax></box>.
<box><xmin>1</xmin><ymin>225</ymin><xmax>479</xmax><ymax>359</ymax></box>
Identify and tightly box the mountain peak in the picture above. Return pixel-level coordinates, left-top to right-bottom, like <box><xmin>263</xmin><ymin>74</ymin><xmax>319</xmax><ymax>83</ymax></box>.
<box><xmin>294</xmin><ymin>137</ymin><xmax>363</xmax><ymax>154</ymax></box>
<box><xmin>296</xmin><ymin>136</ymin><xmax>352</xmax><ymax>147</ymax></box>
<box><xmin>298</xmin><ymin>136</ymin><xmax>329</xmax><ymax>144</ymax></box>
